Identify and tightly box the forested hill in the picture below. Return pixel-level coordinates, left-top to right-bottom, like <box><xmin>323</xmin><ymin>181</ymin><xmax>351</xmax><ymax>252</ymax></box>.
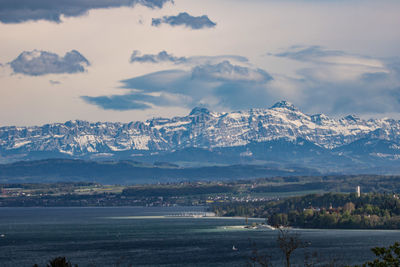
<box><xmin>211</xmin><ymin>193</ymin><xmax>400</xmax><ymax>229</ymax></box>
<box><xmin>0</xmin><ymin>159</ymin><xmax>317</xmax><ymax>184</ymax></box>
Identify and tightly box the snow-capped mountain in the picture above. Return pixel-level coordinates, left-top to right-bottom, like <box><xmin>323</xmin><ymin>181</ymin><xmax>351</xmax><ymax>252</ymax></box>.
<box><xmin>1</xmin><ymin>101</ymin><xmax>400</xmax><ymax>171</ymax></box>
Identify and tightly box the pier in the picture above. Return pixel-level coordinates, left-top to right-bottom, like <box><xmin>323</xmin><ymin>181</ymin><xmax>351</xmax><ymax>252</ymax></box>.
<box><xmin>166</xmin><ymin>212</ymin><xmax>216</xmax><ymax>218</ymax></box>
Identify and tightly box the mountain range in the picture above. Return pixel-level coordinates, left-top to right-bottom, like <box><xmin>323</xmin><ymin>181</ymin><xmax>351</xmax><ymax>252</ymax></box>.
<box><xmin>1</xmin><ymin>101</ymin><xmax>400</xmax><ymax>174</ymax></box>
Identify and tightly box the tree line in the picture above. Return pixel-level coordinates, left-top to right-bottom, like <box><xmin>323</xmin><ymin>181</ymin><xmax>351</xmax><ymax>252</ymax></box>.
<box><xmin>211</xmin><ymin>193</ymin><xmax>400</xmax><ymax>229</ymax></box>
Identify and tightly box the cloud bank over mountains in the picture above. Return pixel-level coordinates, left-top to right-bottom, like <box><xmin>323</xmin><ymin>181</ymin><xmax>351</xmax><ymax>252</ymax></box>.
<box><xmin>9</xmin><ymin>50</ymin><xmax>90</xmax><ymax>76</ymax></box>
<box><xmin>6</xmin><ymin>46</ymin><xmax>397</xmax><ymax>117</ymax></box>
<box><xmin>83</xmin><ymin>59</ymin><xmax>273</xmax><ymax>111</ymax></box>
<box><xmin>82</xmin><ymin>46</ymin><xmax>400</xmax><ymax>117</ymax></box>
<box><xmin>0</xmin><ymin>0</ymin><xmax>173</xmax><ymax>23</ymax></box>
<box><xmin>152</xmin><ymin>12</ymin><xmax>216</xmax><ymax>29</ymax></box>
<box><xmin>272</xmin><ymin>46</ymin><xmax>400</xmax><ymax>115</ymax></box>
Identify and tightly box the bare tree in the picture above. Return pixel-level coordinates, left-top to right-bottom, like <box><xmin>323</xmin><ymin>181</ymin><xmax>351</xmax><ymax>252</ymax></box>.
<box><xmin>277</xmin><ymin>228</ymin><xmax>306</xmax><ymax>267</ymax></box>
<box><xmin>248</xmin><ymin>240</ymin><xmax>274</xmax><ymax>267</ymax></box>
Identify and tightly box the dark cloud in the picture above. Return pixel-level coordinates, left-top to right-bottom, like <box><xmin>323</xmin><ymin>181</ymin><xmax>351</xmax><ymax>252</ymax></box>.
<box><xmin>130</xmin><ymin>50</ymin><xmax>187</xmax><ymax>64</ymax></box>
<box><xmin>301</xmin><ymin>79</ymin><xmax>400</xmax><ymax>115</ymax></box>
<box><xmin>9</xmin><ymin>50</ymin><xmax>90</xmax><ymax>76</ymax></box>
<box><xmin>82</xmin><ymin>61</ymin><xmax>273</xmax><ymax>111</ymax></box>
<box><xmin>130</xmin><ymin>50</ymin><xmax>248</xmax><ymax>65</ymax></box>
<box><xmin>152</xmin><ymin>12</ymin><xmax>216</xmax><ymax>29</ymax></box>
<box><xmin>361</xmin><ymin>72</ymin><xmax>389</xmax><ymax>83</ymax></box>
<box><xmin>386</xmin><ymin>58</ymin><xmax>400</xmax><ymax>77</ymax></box>
<box><xmin>272</xmin><ymin>46</ymin><xmax>400</xmax><ymax>115</ymax></box>
<box><xmin>190</xmin><ymin>55</ymin><xmax>249</xmax><ymax>64</ymax></box>
<box><xmin>81</xmin><ymin>95</ymin><xmax>151</xmax><ymax>110</ymax></box>
<box><xmin>0</xmin><ymin>0</ymin><xmax>173</xmax><ymax>23</ymax></box>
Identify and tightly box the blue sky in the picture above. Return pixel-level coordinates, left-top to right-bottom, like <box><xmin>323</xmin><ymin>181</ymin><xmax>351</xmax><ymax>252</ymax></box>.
<box><xmin>0</xmin><ymin>0</ymin><xmax>400</xmax><ymax>126</ymax></box>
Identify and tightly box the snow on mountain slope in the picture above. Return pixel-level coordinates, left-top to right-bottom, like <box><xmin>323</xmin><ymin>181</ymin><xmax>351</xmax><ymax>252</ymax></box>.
<box><xmin>0</xmin><ymin>101</ymin><xmax>399</xmax><ymax>158</ymax></box>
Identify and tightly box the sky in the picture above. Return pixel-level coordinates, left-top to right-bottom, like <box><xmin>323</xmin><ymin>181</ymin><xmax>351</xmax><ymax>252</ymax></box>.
<box><xmin>1</xmin><ymin>0</ymin><xmax>400</xmax><ymax>126</ymax></box>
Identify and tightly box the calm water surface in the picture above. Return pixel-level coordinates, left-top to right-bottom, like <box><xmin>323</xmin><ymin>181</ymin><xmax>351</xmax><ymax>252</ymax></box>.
<box><xmin>0</xmin><ymin>207</ymin><xmax>399</xmax><ymax>266</ymax></box>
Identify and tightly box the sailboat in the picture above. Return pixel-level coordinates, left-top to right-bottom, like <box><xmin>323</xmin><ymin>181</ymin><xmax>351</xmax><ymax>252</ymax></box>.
<box><xmin>232</xmin><ymin>245</ymin><xmax>238</xmax><ymax>251</ymax></box>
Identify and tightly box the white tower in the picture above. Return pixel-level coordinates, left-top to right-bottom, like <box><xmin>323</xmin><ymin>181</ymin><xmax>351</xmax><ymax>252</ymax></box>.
<box><xmin>356</xmin><ymin>186</ymin><xmax>361</xmax><ymax>197</ymax></box>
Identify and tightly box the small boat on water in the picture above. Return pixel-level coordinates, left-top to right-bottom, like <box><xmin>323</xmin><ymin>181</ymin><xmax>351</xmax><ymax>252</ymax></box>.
<box><xmin>232</xmin><ymin>245</ymin><xmax>238</xmax><ymax>251</ymax></box>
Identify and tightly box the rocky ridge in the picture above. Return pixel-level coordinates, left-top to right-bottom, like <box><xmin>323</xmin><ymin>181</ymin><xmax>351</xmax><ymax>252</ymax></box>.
<box><xmin>1</xmin><ymin>101</ymin><xmax>400</xmax><ymax>166</ymax></box>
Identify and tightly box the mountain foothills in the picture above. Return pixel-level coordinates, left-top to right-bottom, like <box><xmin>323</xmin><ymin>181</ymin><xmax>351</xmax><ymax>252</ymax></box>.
<box><xmin>1</xmin><ymin>101</ymin><xmax>400</xmax><ymax>174</ymax></box>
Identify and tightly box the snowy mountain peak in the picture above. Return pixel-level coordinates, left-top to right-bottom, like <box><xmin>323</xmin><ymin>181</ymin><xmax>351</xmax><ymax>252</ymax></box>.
<box><xmin>310</xmin><ymin>114</ymin><xmax>330</xmax><ymax>125</ymax></box>
<box><xmin>270</xmin><ymin>100</ymin><xmax>298</xmax><ymax>111</ymax></box>
<box><xmin>344</xmin><ymin>115</ymin><xmax>361</xmax><ymax>122</ymax></box>
<box><xmin>1</xmin><ymin>102</ymin><xmax>400</xmax><ymax>164</ymax></box>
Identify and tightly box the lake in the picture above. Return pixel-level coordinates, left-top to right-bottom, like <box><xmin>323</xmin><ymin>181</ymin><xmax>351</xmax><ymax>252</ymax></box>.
<box><xmin>0</xmin><ymin>206</ymin><xmax>399</xmax><ymax>266</ymax></box>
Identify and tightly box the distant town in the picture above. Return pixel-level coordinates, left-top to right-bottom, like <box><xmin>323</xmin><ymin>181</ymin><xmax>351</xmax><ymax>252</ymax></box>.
<box><xmin>0</xmin><ymin>181</ymin><xmax>279</xmax><ymax>207</ymax></box>
<box><xmin>1</xmin><ymin>174</ymin><xmax>400</xmax><ymax>209</ymax></box>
